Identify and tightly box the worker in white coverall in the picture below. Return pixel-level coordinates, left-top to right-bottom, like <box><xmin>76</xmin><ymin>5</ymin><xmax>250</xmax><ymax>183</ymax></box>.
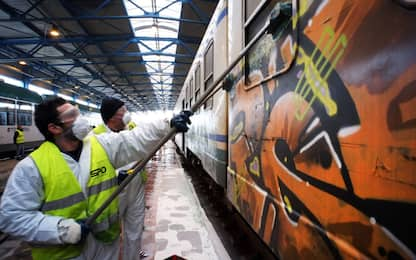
<box><xmin>0</xmin><ymin>97</ymin><xmax>192</xmax><ymax>260</ymax></box>
<box><xmin>93</xmin><ymin>97</ymin><xmax>148</xmax><ymax>259</ymax></box>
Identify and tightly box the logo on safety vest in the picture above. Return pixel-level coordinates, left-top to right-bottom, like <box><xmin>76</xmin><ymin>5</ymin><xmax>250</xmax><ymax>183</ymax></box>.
<box><xmin>90</xmin><ymin>166</ymin><xmax>107</xmax><ymax>177</ymax></box>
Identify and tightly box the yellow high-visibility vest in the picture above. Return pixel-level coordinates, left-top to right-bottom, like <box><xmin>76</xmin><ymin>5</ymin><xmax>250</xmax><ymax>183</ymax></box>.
<box><xmin>92</xmin><ymin>124</ymin><xmax>107</xmax><ymax>135</ymax></box>
<box><xmin>16</xmin><ymin>129</ymin><xmax>24</xmax><ymax>144</ymax></box>
<box><xmin>94</xmin><ymin>121</ymin><xmax>148</xmax><ymax>182</ymax></box>
<box><xmin>30</xmin><ymin>136</ymin><xmax>120</xmax><ymax>260</ymax></box>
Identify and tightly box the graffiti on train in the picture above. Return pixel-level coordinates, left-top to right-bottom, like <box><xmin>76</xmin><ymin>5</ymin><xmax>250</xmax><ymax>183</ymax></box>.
<box><xmin>228</xmin><ymin>1</ymin><xmax>415</xmax><ymax>259</ymax></box>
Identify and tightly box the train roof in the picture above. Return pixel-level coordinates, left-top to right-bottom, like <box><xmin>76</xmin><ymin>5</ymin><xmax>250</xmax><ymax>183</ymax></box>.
<box><xmin>0</xmin><ymin>81</ymin><xmax>42</xmax><ymax>104</ymax></box>
<box><xmin>42</xmin><ymin>95</ymin><xmax>99</xmax><ymax>113</ymax></box>
<box><xmin>0</xmin><ymin>82</ymin><xmax>99</xmax><ymax>113</ymax></box>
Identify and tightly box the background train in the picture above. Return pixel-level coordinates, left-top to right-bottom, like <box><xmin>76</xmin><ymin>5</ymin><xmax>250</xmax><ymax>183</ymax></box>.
<box><xmin>0</xmin><ymin>82</ymin><xmax>43</xmax><ymax>157</ymax></box>
<box><xmin>174</xmin><ymin>0</ymin><xmax>416</xmax><ymax>259</ymax></box>
<box><xmin>0</xmin><ymin>81</ymin><xmax>101</xmax><ymax>157</ymax></box>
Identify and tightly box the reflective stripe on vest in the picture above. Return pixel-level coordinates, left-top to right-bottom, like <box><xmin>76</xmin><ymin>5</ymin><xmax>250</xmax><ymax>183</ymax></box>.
<box><xmin>30</xmin><ymin>137</ymin><xmax>120</xmax><ymax>259</ymax></box>
<box><xmin>16</xmin><ymin>129</ymin><xmax>24</xmax><ymax>144</ymax></box>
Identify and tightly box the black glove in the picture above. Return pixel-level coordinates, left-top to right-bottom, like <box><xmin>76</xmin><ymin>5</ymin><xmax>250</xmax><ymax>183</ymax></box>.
<box><xmin>118</xmin><ymin>170</ymin><xmax>129</xmax><ymax>185</ymax></box>
<box><xmin>76</xmin><ymin>220</ymin><xmax>90</xmax><ymax>243</ymax></box>
<box><xmin>170</xmin><ymin>110</ymin><xmax>193</xmax><ymax>133</ymax></box>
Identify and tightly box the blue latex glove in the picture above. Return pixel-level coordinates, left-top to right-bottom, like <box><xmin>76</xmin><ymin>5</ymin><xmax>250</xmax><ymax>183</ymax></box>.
<box><xmin>170</xmin><ymin>110</ymin><xmax>193</xmax><ymax>132</ymax></box>
<box><xmin>76</xmin><ymin>220</ymin><xmax>90</xmax><ymax>243</ymax></box>
<box><xmin>118</xmin><ymin>170</ymin><xmax>129</xmax><ymax>185</ymax></box>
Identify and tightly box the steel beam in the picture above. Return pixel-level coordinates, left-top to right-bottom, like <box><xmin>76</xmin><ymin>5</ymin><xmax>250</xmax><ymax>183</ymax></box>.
<box><xmin>0</xmin><ymin>35</ymin><xmax>202</xmax><ymax>46</ymax></box>
<box><xmin>0</xmin><ymin>51</ymin><xmax>193</xmax><ymax>63</ymax></box>
<box><xmin>0</xmin><ymin>14</ymin><xmax>208</xmax><ymax>25</ymax></box>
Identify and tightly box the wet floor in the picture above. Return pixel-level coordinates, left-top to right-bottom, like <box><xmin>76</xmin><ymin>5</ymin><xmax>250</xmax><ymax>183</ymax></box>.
<box><xmin>141</xmin><ymin>143</ymin><xmax>230</xmax><ymax>259</ymax></box>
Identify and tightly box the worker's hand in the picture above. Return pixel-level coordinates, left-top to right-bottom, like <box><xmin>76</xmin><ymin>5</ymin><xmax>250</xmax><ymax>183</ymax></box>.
<box><xmin>118</xmin><ymin>170</ymin><xmax>129</xmax><ymax>185</ymax></box>
<box><xmin>58</xmin><ymin>218</ymin><xmax>89</xmax><ymax>244</ymax></box>
<box><xmin>170</xmin><ymin>110</ymin><xmax>193</xmax><ymax>132</ymax></box>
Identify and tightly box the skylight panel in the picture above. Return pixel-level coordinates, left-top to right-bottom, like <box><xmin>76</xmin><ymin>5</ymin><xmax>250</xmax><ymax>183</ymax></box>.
<box><xmin>163</xmin><ymin>45</ymin><xmax>177</xmax><ymax>54</ymax></box>
<box><xmin>124</xmin><ymin>0</ymin><xmax>182</xmax><ymax>109</ymax></box>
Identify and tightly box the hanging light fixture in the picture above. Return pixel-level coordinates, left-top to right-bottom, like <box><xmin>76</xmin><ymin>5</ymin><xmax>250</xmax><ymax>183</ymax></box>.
<box><xmin>49</xmin><ymin>25</ymin><xmax>61</xmax><ymax>37</ymax></box>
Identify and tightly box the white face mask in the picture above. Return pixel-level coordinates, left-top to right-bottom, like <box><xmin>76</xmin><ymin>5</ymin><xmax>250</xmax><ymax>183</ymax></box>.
<box><xmin>122</xmin><ymin>112</ymin><xmax>131</xmax><ymax>125</ymax></box>
<box><xmin>72</xmin><ymin>116</ymin><xmax>92</xmax><ymax>140</ymax></box>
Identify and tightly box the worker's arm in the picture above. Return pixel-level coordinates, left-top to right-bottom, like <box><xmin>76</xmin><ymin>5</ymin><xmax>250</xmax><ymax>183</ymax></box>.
<box><xmin>96</xmin><ymin>117</ymin><xmax>171</xmax><ymax>169</ymax></box>
<box><xmin>0</xmin><ymin>158</ymin><xmax>63</xmax><ymax>244</ymax></box>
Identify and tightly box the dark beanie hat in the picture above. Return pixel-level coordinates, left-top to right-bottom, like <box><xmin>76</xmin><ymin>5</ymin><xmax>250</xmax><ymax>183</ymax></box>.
<box><xmin>100</xmin><ymin>97</ymin><xmax>125</xmax><ymax>123</ymax></box>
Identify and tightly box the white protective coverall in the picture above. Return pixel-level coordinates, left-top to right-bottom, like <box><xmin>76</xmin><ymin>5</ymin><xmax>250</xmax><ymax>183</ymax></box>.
<box><xmin>0</xmin><ymin>118</ymin><xmax>170</xmax><ymax>260</ymax></box>
<box><xmin>97</xmin><ymin>123</ymin><xmax>146</xmax><ymax>260</ymax></box>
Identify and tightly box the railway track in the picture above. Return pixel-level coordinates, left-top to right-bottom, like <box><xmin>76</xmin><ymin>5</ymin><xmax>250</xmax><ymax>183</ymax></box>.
<box><xmin>180</xmin><ymin>156</ymin><xmax>278</xmax><ymax>260</ymax></box>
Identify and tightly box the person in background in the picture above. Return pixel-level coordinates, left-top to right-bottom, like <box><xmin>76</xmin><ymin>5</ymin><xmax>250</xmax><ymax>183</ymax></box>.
<box><xmin>93</xmin><ymin>97</ymin><xmax>148</xmax><ymax>259</ymax></box>
<box><xmin>13</xmin><ymin>125</ymin><xmax>25</xmax><ymax>160</ymax></box>
<box><xmin>0</xmin><ymin>97</ymin><xmax>192</xmax><ymax>260</ymax></box>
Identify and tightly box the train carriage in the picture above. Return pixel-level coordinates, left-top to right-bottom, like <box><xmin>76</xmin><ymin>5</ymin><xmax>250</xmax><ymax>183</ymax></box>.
<box><xmin>0</xmin><ymin>82</ymin><xmax>44</xmax><ymax>156</ymax></box>
<box><xmin>0</xmin><ymin>82</ymin><xmax>101</xmax><ymax>157</ymax></box>
<box><xmin>175</xmin><ymin>0</ymin><xmax>416</xmax><ymax>259</ymax></box>
<box><xmin>175</xmin><ymin>0</ymin><xmax>229</xmax><ymax>187</ymax></box>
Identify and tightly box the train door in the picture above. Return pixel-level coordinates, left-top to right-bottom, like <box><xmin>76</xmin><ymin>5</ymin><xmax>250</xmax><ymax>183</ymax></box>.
<box><xmin>0</xmin><ymin>97</ymin><xmax>16</xmax><ymax>154</ymax></box>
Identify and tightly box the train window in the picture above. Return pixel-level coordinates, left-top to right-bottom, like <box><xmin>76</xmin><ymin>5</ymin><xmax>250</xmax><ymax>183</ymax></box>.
<box><xmin>245</xmin><ymin>0</ymin><xmax>267</xmax><ymax>27</ymax></box>
<box><xmin>195</xmin><ymin>64</ymin><xmax>201</xmax><ymax>104</ymax></box>
<box><xmin>7</xmin><ymin>111</ymin><xmax>15</xmax><ymax>125</ymax></box>
<box><xmin>195</xmin><ymin>64</ymin><xmax>201</xmax><ymax>93</ymax></box>
<box><xmin>0</xmin><ymin>112</ymin><xmax>6</xmax><ymax>125</ymax></box>
<box><xmin>189</xmin><ymin>77</ymin><xmax>194</xmax><ymax>107</ymax></box>
<box><xmin>185</xmin><ymin>84</ymin><xmax>189</xmax><ymax>108</ymax></box>
<box><xmin>245</xmin><ymin>0</ymin><xmax>279</xmax><ymax>41</ymax></box>
<box><xmin>17</xmin><ymin>111</ymin><xmax>32</xmax><ymax>126</ymax></box>
<box><xmin>244</xmin><ymin>0</ymin><xmax>293</xmax><ymax>88</ymax></box>
<box><xmin>204</xmin><ymin>96</ymin><xmax>213</xmax><ymax>110</ymax></box>
<box><xmin>195</xmin><ymin>89</ymin><xmax>200</xmax><ymax>102</ymax></box>
<box><xmin>204</xmin><ymin>41</ymin><xmax>214</xmax><ymax>92</ymax></box>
